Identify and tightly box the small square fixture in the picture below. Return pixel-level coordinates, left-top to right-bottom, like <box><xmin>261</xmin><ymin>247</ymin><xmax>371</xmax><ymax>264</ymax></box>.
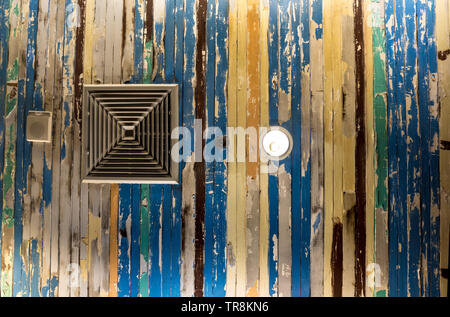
<box><xmin>26</xmin><ymin>111</ymin><xmax>52</xmax><ymax>143</ymax></box>
<box><xmin>81</xmin><ymin>84</ymin><xmax>179</xmax><ymax>184</ymax></box>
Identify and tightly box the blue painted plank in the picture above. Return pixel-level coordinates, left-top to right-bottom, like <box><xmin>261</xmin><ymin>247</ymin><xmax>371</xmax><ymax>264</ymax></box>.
<box><xmin>212</xmin><ymin>0</ymin><xmax>228</xmax><ymax>297</ymax></box>
<box><xmin>291</xmin><ymin>0</ymin><xmax>302</xmax><ymax>297</ymax></box>
<box><xmin>394</xmin><ymin>0</ymin><xmax>408</xmax><ymax>297</ymax></box>
<box><xmin>417</xmin><ymin>0</ymin><xmax>431</xmax><ymax>297</ymax></box>
<box><xmin>118</xmin><ymin>184</ymin><xmax>131</xmax><ymax>297</ymax></box>
<box><xmin>129</xmin><ymin>0</ymin><xmax>145</xmax><ymax>298</ymax></box>
<box><xmin>13</xmin><ymin>0</ymin><xmax>39</xmax><ymax>297</ymax></box>
<box><xmin>425</xmin><ymin>0</ymin><xmax>440</xmax><ymax>297</ymax></box>
<box><xmin>204</xmin><ymin>0</ymin><xmax>216</xmax><ymax>297</ymax></box>
<box><xmin>162</xmin><ymin>185</ymin><xmax>172</xmax><ymax>297</ymax></box>
<box><xmin>299</xmin><ymin>0</ymin><xmax>311</xmax><ymax>298</ymax></box>
<box><xmin>130</xmin><ymin>184</ymin><xmax>140</xmax><ymax>297</ymax></box>
<box><xmin>404</xmin><ymin>0</ymin><xmax>420</xmax><ymax>297</ymax></box>
<box><xmin>149</xmin><ymin>185</ymin><xmax>162</xmax><ymax>297</ymax></box>
<box><xmin>268</xmin><ymin>0</ymin><xmax>279</xmax><ymax>297</ymax></box>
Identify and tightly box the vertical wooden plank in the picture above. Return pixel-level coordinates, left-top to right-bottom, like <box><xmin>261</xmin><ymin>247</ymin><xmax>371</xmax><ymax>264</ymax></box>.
<box><xmin>40</xmin><ymin>0</ymin><xmax>59</xmax><ymax>297</ymax></box>
<box><xmin>71</xmin><ymin>0</ymin><xmax>87</xmax><ymax>298</ymax></box>
<box><xmin>299</xmin><ymin>0</ymin><xmax>311</xmax><ymax>297</ymax></box>
<box><xmin>162</xmin><ymin>0</ymin><xmax>174</xmax><ymax>298</ymax></box>
<box><xmin>122</xmin><ymin>0</ymin><xmax>135</xmax><ymax>84</ymax></box>
<box><xmin>15</xmin><ymin>0</ymin><xmax>37</xmax><ymax>297</ymax></box>
<box><xmin>204</xmin><ymin>0</ymin><xmax>215</xmax><ymax>297</ymax></box>
<box><xmin>139</xmin><ymin>180</ymin><xmax>150</xmax><ymax>297</ymax></box>
<box><xmin>363</xmin><ymin>0</ymin><xmax>375</xmax><ymax>298</ymax></box>
<box><xmin>278</xmin><ymin>0</ymin><xmax>292</xmax><ymax>298</ymax></box>
<box><xmin>245</xmin><ymin>0</ymin><xmax>260</xmax><ymax>297</ymax></box>
<box><xmin>130</xmin><ymin>184</ymin><xmax>140</xmax><ymax>297</ymax></box>
<box><xmin>194</xmin><ymin>0</ymin><xmax>207</xmax><ymax>298</ymax></box>
<box><xmin>21</xmin><ymin>0</ymin><xmax>39</xmax><ymax>297</ymax></box>
<box><xmin>147</xmin><ymin>0</ymin><xmax>164</xmax><ymax>298</ymax></box>
<box><xmin>138</xmin><ymin>0</ymin><xmax>150</xmax><ymax>299</ymax></box>
<box><xmin>310</xmin><ymin>0</ymin><xmax>324</xmax><ymax>297</ymax></box>
<box><xmin>180</xmin><ymin>0</ymin><xmax>196</xmax><ymax>297</ymax></box>
<box><xmin>104</xmin><ymin>0</ymin><xmax>124</xmax><ymax>298</ymax></box>
<box><xmin>387</xmin><ymin>0</ymin><xmax>408</xmax><ymax>297</ymax></box>
<box><xmin>109</xmin><ymin>184</ymin><xmax>119</xmax><ymax>297</ymax></box>
<box><xmin>354</xmin><ymin>0</ymin><xmax>366</xmax><ymax>297</ymax></box>
<box><xmin>213</xmin><ymin>0</ymin><xmax>228</xmax><ymax>297</ymax></box>
<box><xmin>258</xmin><ymin>0</ymin><xmax>270</xmax><ymax>298</ymax></box>
<box><xmin>371</xmin><ymin>0</ymin><xmax>388</xmax><ymax>297</ymax></box>
<box><xmin>0</xmin><ymin>0</ymin><xmax>11</xmax><ymax>291</ymax></box>
<box><xmin>1</xmin><ymin>0</ymin><xmax>21</xmax><ymax>298</ymax></box>
<box><xmin>149</xmin><ymin>185</ymin><xmax>161</xmax><ymax>297</ymax></box>
<box><xmin>236</xmin><ymin>0</ymin><xmax>247</xmax><ymax>298</ymax></box>
<box><xmin>341</xmin><ymin>1</ymin><xmax>356</xmax><ymax>298</ymax></box>
<box><xmin>267</xmin><ymin>0</ymin><xmax>279</xmax><ymax>297</ymax></box>
<box><xmin>118</xmin><ymin>184</ymin><xmax>131</xmax><ymax>296</ymax></box>
<box><xmin>80</xmin><ymin>0</ymin><xmax>94</xmax><ymax>298</ymax></box>
<box><xmin>88</xmin><ymin>0</ymin><xmax>106</xmax><ymax>297</ymax></box>
<box><xmin>426</xmin><ymin>0</ymin><xmax>440</xmax><ymax>297</ymax></box>
<box><xmin>395</xmin><ymin>0</ymin><xmax>408</xmax><ymax>297</ymax></box>
<box><xmin>397</xmin><ymin>0</ymin><xmax>409</xmax><ymax>297</ymax></box>
<box><xmin>404</xmin><ymin>0</ymin><xmax>420</xmax><ymax>297</ymax></box>
<box><xmin>437</xmin><ymin>0</ymin><xmax>450</xmax><ymax>298</ymax></box>
<box><xmin>29</xmin><ymin>0</ymin><xmax>50</xmax><ymax>297</ymax></box>
<box><xmin>139</xmin><ymin>0</ymin><xmax>151</xmax><ymax>297</ymax></box>
<box><xmin>202</xmin><ymin>0</ymin><xmax>214</xmax><ymax>298</ymax></box>
<box><xmin>171</xmin><ymin>0</ymin><xmax>183</xmax><ymax>297</ymax></box>
<box><xmin>322</xmin><ymin>0</ymin><xmax>333</xmax><ymax>297</ymax></box>
<box><xmin>385</xmin><ymin>0</ymin><xmax>397</xmax><ymax>296</ymax></box>
<box><xmin>11</xmin><ymin>0</ymin><xmax>28</xmax><ymax>296</ymax></box>
<box><xmin>161</xmin><ymin>185</ymin><xmax>171</xmax><ymax>297</ymax></box>
<box><xmin>226</xmin><ymin>0</ymin><xmax>237</xmax><ymax>298</ymax></box>
<box><xmin>100</xmin><ymin>183</ymin><xmax>111</xmax><ymax>296</ymax></box>
<box><xmin>59</xmin><ymin>0</ymin><xmax>77</xmax><ymax>297</ymax></box>
<box><xmin>291</xmin><ymin>0</ymin><xmax>302</xmax><ymax>297</ymax></box>
<box><xmin>323</xmin><ymin>0</ymin><xmax>346</xmax><ymax>297</ymax></box>
<box><xmin>118</xmin><ymin>3</ymin><xmax>140</xmax><ymax>297</ymax></box>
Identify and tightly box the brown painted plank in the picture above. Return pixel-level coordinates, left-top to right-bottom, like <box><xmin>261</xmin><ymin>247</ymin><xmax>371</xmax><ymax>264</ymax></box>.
<box><xmin>194</xmin><ymin>0</ymin><xmax>207</xmax><ymax>298</ymax></box>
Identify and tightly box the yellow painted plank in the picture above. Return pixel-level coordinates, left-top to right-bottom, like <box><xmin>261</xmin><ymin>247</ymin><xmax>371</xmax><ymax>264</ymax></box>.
<box><xmin>236</xmin><ymin>0</ymin><xmax>248</xmax><ymax>297</ymax></box>
<box><xmin>258</xmin><ymin>0</ymin><xmax>270</xmax><ymax>298</ymax></box>
<box><xmin>363</xmin><ymin>0</ymin><xmax>376</xmax><ymax>297</ymax></box>
<box><xmin>323</xmin><ymin>0</ymin><xmax>334</xmax><ymax>297</ymax></box>
<box><xmin>245</xmin><ymin>0</ymin><xmax>260</xmax><ymax>297</ymax></box>
<box><xmin>341</xmin><ymin>2</ymin><xmax>356</xmax><ymax>297</ymax></box>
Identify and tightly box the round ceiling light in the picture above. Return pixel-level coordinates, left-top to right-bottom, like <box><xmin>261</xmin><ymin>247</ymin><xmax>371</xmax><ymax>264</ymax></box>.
<box><xmin>262</xmin><ymin>127</ymin><xmax>293</xmax><ymax>160</ymax></box>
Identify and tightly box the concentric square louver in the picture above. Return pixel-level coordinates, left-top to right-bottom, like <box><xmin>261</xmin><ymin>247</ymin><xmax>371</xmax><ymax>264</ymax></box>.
<box><xmin>81</xmin><ymin>84</ymin><xmax>179</xmax><ymax>184</ymax></box>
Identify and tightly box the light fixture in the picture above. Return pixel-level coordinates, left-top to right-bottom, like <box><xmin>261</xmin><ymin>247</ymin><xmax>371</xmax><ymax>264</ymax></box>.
<box><xmin>261</xmin><ymin>126</ymin><xmax>293</xmax><ymax>160</ymax></box>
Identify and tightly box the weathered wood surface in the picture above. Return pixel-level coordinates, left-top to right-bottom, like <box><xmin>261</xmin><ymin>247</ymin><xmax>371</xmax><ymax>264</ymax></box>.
<box><xmin>0</xmin><ymin>0</ymin><xmax>446</xmax><ymax>297</ymax></box>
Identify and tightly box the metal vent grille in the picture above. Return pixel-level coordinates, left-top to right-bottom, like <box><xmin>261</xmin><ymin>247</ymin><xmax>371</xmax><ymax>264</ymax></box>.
<box><xmin>81</xmin><ymin>84</ymin><xmax>179</xmax><ymax>184</ymax></box>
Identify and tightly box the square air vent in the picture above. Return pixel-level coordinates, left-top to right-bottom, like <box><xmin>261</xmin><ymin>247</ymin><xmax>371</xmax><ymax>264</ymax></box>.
<box><xmin>26</xmin><ymin>111</ymin><xmax>52</xmax><ymax>143</ymax></box>
<box><xmin>81</xmin><ymin>84</ymin><xmax>179</xmax><ymax>184</ymax></box>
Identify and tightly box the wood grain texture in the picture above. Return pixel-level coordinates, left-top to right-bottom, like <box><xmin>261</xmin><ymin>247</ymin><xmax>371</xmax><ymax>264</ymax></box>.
<box><xmin>0</xmin><ymin>0</ymin><xmax>446</xmax><ymax>298</ymax></box>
